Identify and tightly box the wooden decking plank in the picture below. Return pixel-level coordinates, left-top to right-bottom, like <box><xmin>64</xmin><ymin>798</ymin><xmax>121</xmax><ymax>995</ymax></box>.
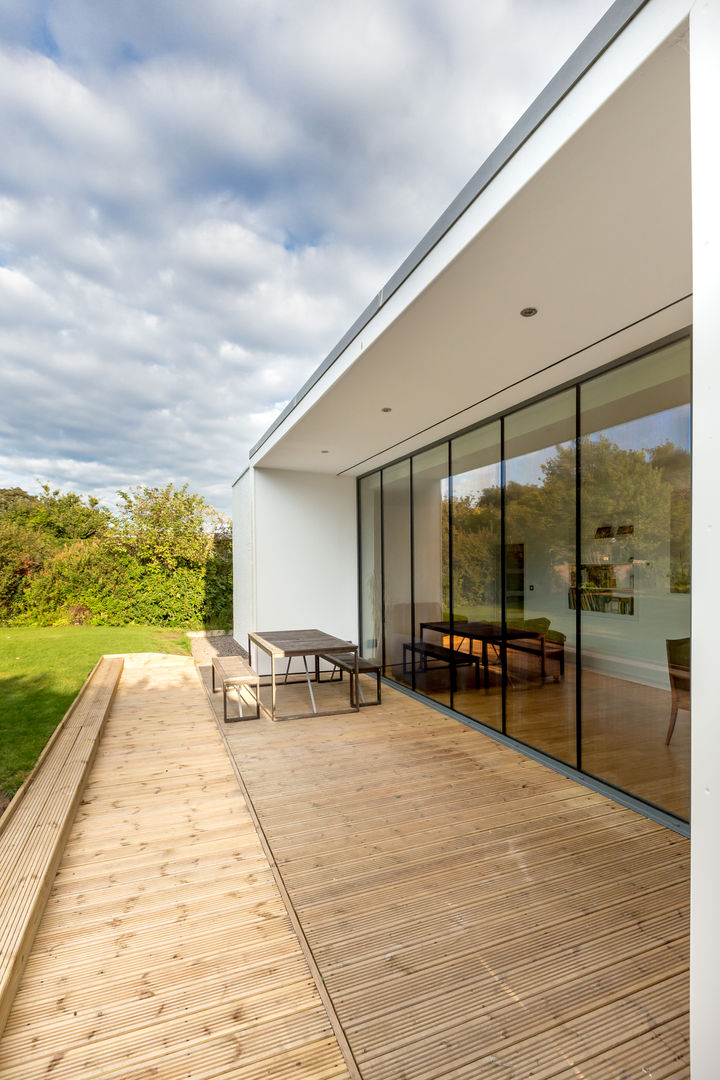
<box><xmin>0</xmin><ymin>657</ymin><xmax>122</xmax><ymax>1040</ymax></box>
<box><xmin>356</xmin><ymin>973</ymin><xmax>687</xmax><ymax>1080</ymax></box>
<box><xmin>2</xmin><ymin>657</ymin><xmax>689</xmax><ymax>1079</ymax></box>
<box><xmin>0</xmin><ymin>655</ymin><xmax>352</xmax><ymax>1080</ymax></box>
<box><xmin>295</xmin><ymin>855</ymin><xmax>690</xmax><ymax>967</ymax></box>
<box><xmin>281</xmin><ymin>815</ymin><xmax>673</xmax><ymax>893</ymax></box>
<box><xmin>348</xmin><ymin>946</ymin><xmax>687</xmax><ymax>1053</ymax></box>
<box><xmin>220</xmin><ymin>676</ymin><xmax>689</xmax><ymax>1080</ymax></box>
<box><xmin>304</xmin><ymin>869</ymin><xmax>687</xmax><ymax>962</ymax></box>
<box><xmin>268</xmin><ymin>797</ymin><xmax>645</xmax><ymax>866</ymax></box>
<box><xmin>304</xmin><ymin>863</ymin><xmax>687</xmax><ymax>963</ymax></box>
<box><xmin>340</xmin><ymin>925</ymin><xmax>689</xmax><ymax>1032</ymax></box>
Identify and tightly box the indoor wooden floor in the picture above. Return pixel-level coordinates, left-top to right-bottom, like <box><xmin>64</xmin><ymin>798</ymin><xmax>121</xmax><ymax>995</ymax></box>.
<box><xmin>221</xmin><ymin>671</ymin><xmax>690</xmax><ymax>1080</ymax></box>
<box><xmin>0</xmin><ymin>655</ymin><xmax>351</xmax><ymax>1080</ymax></box>
<box><xmin>398</xmin><ymin>658</ymin><xmax>690</xmax><ymax>820</ymax></box>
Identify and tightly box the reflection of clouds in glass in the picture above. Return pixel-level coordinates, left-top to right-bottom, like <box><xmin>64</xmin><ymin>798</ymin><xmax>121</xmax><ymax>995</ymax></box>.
<box><xmin>451</xmin><ymin>469</ymin><xmax>499</xmax><ymax>500</ymax></box>
<box><xmin>512</xmin><ymin>443</ymin><xmax>573</xmax><ymax>487</ymax></box>
<box><xmin>587</xmin><ymin>404</ymin><xmax>690</xmax><ymax>455</ymax></box>
<box><xmin>449</xmin><ymin>404</ymin><xmax>690</xmax><ymax>500</ymax></box>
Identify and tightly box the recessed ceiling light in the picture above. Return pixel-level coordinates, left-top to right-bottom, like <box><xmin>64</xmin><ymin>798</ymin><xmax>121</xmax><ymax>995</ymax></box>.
<box><xmin>381</xmin><ymin>406</ymin><xmax>392</xmax><ymax>413</ymax></box>
<box><xmin>520</xmin><ymin>307</ymin><xmax>538</xmax><ymax>317</ymax></box>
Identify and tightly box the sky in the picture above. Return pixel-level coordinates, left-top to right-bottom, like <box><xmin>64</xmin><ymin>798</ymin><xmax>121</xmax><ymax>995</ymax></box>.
<box><xmin>0</xmin><ymin>0</ymin><xmax>614</xmax><ymax>517</ymax></box>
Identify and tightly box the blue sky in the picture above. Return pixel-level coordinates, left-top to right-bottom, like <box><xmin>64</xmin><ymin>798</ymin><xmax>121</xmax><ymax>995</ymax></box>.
<box><xmin>0</xmin><ymin>0</ymin><xmax>613</xmax><ymax>515</ymax></box>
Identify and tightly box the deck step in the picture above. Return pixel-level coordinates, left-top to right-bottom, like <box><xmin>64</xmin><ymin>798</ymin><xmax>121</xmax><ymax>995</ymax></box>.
<box><xmin>0</xmin><ymin>655</ymin><xmax>123</xmax><ymax>1038</ymax></box>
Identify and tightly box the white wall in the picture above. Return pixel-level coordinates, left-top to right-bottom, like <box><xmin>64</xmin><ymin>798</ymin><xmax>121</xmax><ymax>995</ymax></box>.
<box><xmin>523</xmin><ymin>534</ymin><xmax>690</xmax><ymax>689</ymax></box>
<box><xmin>689</xmin><ymin>1</ymin><xmax>720</xmax><ymax>1074</ymax></box>
<box><xmin>231</xmin><ymin>468</ymin><xmax>254</xmax><ymax>647</ymax></box>
<box><xmin>248</xmin><ymin>468</ymin><xmax>358</xmax><ymax>670</ymax></box>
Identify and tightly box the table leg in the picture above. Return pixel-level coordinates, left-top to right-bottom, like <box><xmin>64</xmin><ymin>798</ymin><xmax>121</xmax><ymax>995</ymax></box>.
<box><xmin>354</xmin><ymin>650</ymin><xmax>359</xmax><ymax>711</ymax></box>
<box><xmin>302</xmin><ymin>656</ymin><xmax>317</xmax><ymax>713</ymax></box>
<box><xmin>271</xmin><ymin>653</ymin><xmax>276</xmax><ymax>721</ymax></box>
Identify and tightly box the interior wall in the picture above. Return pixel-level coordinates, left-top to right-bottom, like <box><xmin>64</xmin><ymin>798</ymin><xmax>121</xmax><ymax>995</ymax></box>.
<box><xmin>522</xmin><ymin>530</ymin><xmax>690</xmax><ymax>688</ymax></box>
<box><xmin>412</xmin><ymin>475</ymin><xmax>444</xmax><ymax>617</ymax></box>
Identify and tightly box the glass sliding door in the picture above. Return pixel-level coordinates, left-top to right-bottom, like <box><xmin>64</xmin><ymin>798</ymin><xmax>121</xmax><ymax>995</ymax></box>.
<box><xmin>504</xmin><ymin>392</ymin><xmax>577</xmax><ymax>764</ymax></box>
<box><xmin>450</xmin><ymin>423</ymin><xmax>502</xmax><ymax>729</ymax></box>
<box><xmin>359</xmin><ymin>472</ymin><xmax>382</xmax><ymax>664</ymax></box>
<box><xmin>411</xmin><ymin>444</ymin><xmax>451</xmax><ymax>705</ymax></box>
<box><xmin>580</xmin><ymin>339</ymin><xmax>691</xmax><ymax>818</ymax></box>
<box><xmin>356</xmin><ymin>333</ymin><xmax>690</xmax><ymax>824</ymax></box>
<box><xmin>382</xmin><ymin>460</ymin><xmax>412</xmax><ymax>684</ymax></box>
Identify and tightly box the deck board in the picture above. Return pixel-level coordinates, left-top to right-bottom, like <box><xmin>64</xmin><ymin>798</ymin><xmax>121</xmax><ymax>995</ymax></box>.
<box><xmin>0</xmin><ymin>656</ymin><xmax>689</xmax><ymax>1079</ymax></box>
<box><xmin>0</xmin><ymin>655</ymin><xmax>351</xmax><ymax>1080</ymax></box>
<box><xmin>218</xmin><ymin>672</ymin><xmax>689</xmax><ymax>1080</ymax></box>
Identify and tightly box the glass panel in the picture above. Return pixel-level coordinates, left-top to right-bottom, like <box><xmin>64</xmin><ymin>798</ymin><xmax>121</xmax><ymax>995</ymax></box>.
<box><xmin>359</xmin><ymin>472</ymin><xmax>382</xmax><ymax>664</ymax></box>
<box><xmin>450</xmin><ymin>423</ymin><xmax>502</xmax><ymax>729</ymax></box>
<box><xmin>412</xmin><ymin>444</ymin><xmax>451</xmax><ymax>705</ymax></box>
<box><xmin>580</xmin><ymin>338</ymin><xmax>691</xmax><ymax>819</ymax></box>
<box><xmin>505</xmin><ymin>392</ymin><xmax>577</xmax><ymax>763</ymax></box>
<box><xmin>382</xmin><ymin>461</ymin><xmax>412</xmax><ymax>683</ymax></box>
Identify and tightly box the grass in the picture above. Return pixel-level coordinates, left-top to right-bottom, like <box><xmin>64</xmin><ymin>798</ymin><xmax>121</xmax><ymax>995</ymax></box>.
<box><xmin>0</xmin><ymin>626</ymin><xmax>192</xmax><ymax>808</ymax></box>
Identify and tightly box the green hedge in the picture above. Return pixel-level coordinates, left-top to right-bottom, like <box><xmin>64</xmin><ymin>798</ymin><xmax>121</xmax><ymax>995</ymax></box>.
<box><xmin>1</xmin><ymin>484</ymin><xmax>232</xmax><ymax>628</ymax></box>
<box><xmin>12</xmin><ymin>539</ymin><xmax>231</xmax><ymax>628</ymax></box>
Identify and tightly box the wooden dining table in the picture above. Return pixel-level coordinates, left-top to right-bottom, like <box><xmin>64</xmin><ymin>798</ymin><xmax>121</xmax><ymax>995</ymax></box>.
<box><xmin>247</xmin><ymin>629</ymin><xmax>360</xmax><ymax>721</ymax></box>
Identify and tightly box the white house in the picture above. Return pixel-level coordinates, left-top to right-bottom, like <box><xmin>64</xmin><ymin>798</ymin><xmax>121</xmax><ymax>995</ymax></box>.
<box><xmin>233</xmin><ymin>0</ymin><xmax>719</xmax><ymax>1071</ymax></box>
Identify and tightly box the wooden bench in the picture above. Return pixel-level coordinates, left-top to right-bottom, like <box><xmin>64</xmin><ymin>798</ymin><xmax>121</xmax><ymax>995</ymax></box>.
<box><xmin>211</xmin><ymin>655</ymin><xmax>260</xmax><ymax>721</ymax></box>
<box><xmin>506</xmin><ymin>635</ymin><xmax>565</xmax><ymax>681</ymax></box>
<box><xmin>403</xmin><ymin>640</ymin><xmax>481</xmax><ymax>689</ymax></box>
<box><xmin>0</xmin><ymin>655</ymin><xmax>123</xmax><ymax>1040</ymax></box>
<box><xmin>318</xmin><ymin>652</ymin><xmax>382</xmax><ymax>707</ymax></box>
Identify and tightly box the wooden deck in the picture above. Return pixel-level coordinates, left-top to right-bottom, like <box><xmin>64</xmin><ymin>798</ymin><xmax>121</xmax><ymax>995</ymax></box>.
<box><xmin>218</xmin><ymin>671</ymin><xmax>690</xmax><ymax>1080</ymax></box>
<box><xmin>0</xmin><ymin>656</ymin><xmax>689</xmax><ymax>1079</ymax></box>
<box><xmin>0</xmin><ymin>655</ymin><xmax>351</xmax><ymax>1080</ymax></box>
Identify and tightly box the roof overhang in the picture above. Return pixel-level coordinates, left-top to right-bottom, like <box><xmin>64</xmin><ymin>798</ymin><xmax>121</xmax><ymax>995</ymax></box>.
<box><xmin>249</xmin><ymin>0</ymin><xmax>692</xmax><ymax>477</ymax></box>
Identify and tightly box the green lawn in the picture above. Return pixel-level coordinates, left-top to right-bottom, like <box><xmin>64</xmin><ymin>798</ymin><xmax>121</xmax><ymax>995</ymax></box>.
<box><xmin>0</xmin><ymin>626</ymin><xmax>192</xmax><ymax>807</ymax></box>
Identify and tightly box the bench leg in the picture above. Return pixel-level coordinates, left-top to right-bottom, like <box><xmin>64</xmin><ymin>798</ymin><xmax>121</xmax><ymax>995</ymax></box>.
<box><xmin>355</xmin><ymin>668</ymin><xmax>381</xmax><ymax>707</ymax></box>
<box><xmin>223</xmin><ymin>682</ymin><xmax>261</xmax><ymax>723</ymax></box>
<box><xmin>212</xmin><ymin>666</ymin><xmax>217</xmax><ymax>693</ymax></box>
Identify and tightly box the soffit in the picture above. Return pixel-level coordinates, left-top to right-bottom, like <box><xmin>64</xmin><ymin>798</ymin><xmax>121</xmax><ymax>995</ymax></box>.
<box><xmin>255</xmin><ymin>31</ymin><xmax>691</xmax><ymax>476</ymax></box>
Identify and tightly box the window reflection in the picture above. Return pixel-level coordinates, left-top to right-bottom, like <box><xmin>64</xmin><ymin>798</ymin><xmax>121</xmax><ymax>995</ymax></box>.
<box><xmin>359</xmin><ymin>336</ymin><xmax>691</xmax><ymax>822</ymax></box>
<box><xmin>580</xmin><ymin>340</ymin><xmax>691</xmax><ymax>819</ymax></box>
<box><xmin>359</xmin><ymin>472</ymin><xmax>382</xmax><ymax>663</ymax></box>
<box><xmin>411</xmin><ymin>444</ymin><xmax>451</xmax><ymax>705</ymax></box>
<box><xmin>382</xmin><ymin>461</ymin><xmax>411</xmax><ymax>683</ymax></box>
<box><xmin>450</xmin><ymin>424</ymin><xmax>502</xmax><ymax>729</ymax></box>
<box><xmin>504</xmin><ymin>392</ymin><xmax>577</xmax><ymax>764</ymax></box>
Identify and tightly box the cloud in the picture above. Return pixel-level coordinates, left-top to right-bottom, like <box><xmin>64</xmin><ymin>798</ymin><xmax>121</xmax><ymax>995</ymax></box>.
<box><xmin>0</xmin><ymin>0</ymin><xmax>612</xmax><ymax>514</ymax></box>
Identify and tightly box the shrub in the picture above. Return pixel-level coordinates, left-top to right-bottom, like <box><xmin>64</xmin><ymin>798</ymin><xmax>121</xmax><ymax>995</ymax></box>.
<box><xmin>1</xmin><ymin>484</ymin><xmax>232</xmax><ymax>628</ymax></box>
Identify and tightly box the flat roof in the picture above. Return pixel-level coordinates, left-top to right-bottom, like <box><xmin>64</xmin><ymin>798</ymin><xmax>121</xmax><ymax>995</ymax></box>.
<box><xmin>249</xmin><ymin>0</ymin><xmax>650</xmax><ymax>463</ymax></box>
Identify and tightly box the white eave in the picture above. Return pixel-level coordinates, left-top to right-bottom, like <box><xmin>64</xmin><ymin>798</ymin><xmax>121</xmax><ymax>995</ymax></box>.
<box><xmin>248</xmin><ymin>0</ymin><xmax>692</xmax><ymax>478</ymax></box>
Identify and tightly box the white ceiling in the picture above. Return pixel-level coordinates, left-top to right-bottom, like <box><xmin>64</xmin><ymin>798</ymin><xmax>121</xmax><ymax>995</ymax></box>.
<box><xmin>254</xmin><ymin>28</ymin><xmax>691</xmax><ymax>476</ymax></box>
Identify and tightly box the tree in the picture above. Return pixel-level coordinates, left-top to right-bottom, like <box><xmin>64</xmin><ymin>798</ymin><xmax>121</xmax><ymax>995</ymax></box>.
<box><xmin>0</xmin><ymin>486</ymin><xmax>109</xmax><ymax>618</ymax></box>
<box><xmin>113</xmin><ymin>484</ymin><xmax>221</xmax><ymax>570</ymax></box>
<box><xmin>8</xmin><ymin>484</ymin><xmax>110</xmax><ymax>542</ymax></box>
<box><xmin>0</xmin><ymin>482</ymin><xmax>232</xmax><ymax>627</ymax></box>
